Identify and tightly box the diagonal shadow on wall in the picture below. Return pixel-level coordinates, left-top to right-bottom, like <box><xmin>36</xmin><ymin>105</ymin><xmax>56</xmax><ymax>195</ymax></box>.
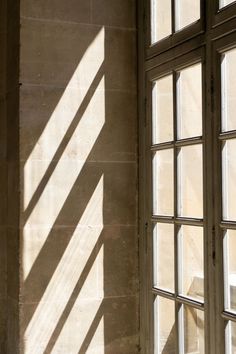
<box><xmin>21</xmin><ymin>22</ymin><xmax>138</xmax><ymax>354</ymax></box>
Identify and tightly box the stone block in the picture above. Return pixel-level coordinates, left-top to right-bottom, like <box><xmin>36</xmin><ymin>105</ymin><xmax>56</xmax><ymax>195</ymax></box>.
<box><xmin>20</xmin><ymin>19</ymin><xmax>103</xmax><ymax>87</ymax></box>
<box><xmin>21</xmin><ymin>161</ymin><xmax>136</xmax><ymax>227</ymax></box>
<box><xmin>21</xmin><ymin>0</ymin><xmax>91</xmax><ymax>24</ymax></box>
<box><xmin>8</xmin><ymin>161</ymin><xmax>20</xmax><ymax>228</ymax></box>
<box><xmin>104</xmin><ymin>27</ymin><xmax>137</xmax><ymax>91</ymax></box>
<box><xmin>92</xmin><ymin>0</ymin><xmax>136</xmax><ymax>29</ymax></box>
<box><xmin>21</xmin><ymin>225</ymin><xmax>103</xmax><ymax>304</ymax></box>
<box><xmin>0</xmin><ymin>162</ymin><xmax>7</xmax><ymax>225</ymax></box>
<box><xmin>0</xmin><ymin>98</ymin><xmax>7</xmax><ymax>161</ymax></box>
<box><xmin>7</xmin><ymin>297</ymin><xmax>19</xmax><ymax>354</ymax></box>
<box><xmin>20</xmin><ymin>86</ymin><xmax>137</xmax><ymax>163</ymax></box>
<box><xmin>97</xmin><ymin>225</ymin><xmax>138</xmax><ymax>298</ymax></box>
<box><xmin>0</xmin><ymin>227</ymin><xmax>6</xmax><ymax>299</ymax></box>
<box><xmin>20</xmin><ymin>82</ymin><xmax>105</xmax><ymax>163</ymax></box>
<box><xmin>0</xmin><ymin>298</ymin><xmax>6</xmax><ymax>353</ymax></box>
<box><xmin>21</xmin><ymin>296</ymin><xmax>138</xmax><ymax>354</ymax></box>
<box><xmin>7</xmin><ymin>228</ymin><xmax>19</xmax><ymax>301</ymax></box>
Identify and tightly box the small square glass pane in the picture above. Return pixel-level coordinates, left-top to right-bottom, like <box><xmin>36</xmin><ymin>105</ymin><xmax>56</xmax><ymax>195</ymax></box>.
<box><xmin>180</xmin><ymin>305</ymin><xmax>205</xmax><ymax>354</ymax></box>
<box><xmin>153</xmin><ymin>149</ymin><xmax>174</xmax><ymax>216</ymax></box>
<box><xmin>178</xmin><ymin>225</ymin><xmax>204</xmax><ymax>302</ymax></box>
<box><xmin>153</xmin><ymin>223</ymin><xmax>175</xmax><ymax>291</ymax></box>
<box><xmin>175</xmin><ymin>0</ymin><xmax>200</xmax><ymax>31</ymax></box>
<box><xmin>221</xmin><ymin>49</ymin><xmax>236</xmax><ymax>132</ymax></box>
<box><xmin>225</xmin><ymin>321</ymin><xmax>236</xmax><ymax>354</ymax></box>
<box><xmin>177</xmin><ymin>145</ymin><xmax>203</xmax><ymax>218</ymax></box>
<box><xmin>222</xmin><ymin>140</ymin><xmax>236</xmax><ymax>221</ymax></box>
<box><xmin>177</xmin><ymin>63</ymin><xmax>202</xmax><ymax>139</ymax></box>
<box><xmin>154</xmin><ymin>297</ymin><xmax>176</xmax><ymax>354</ymax></box>
<box><xmin>220</xmin><ymin>0</ymin><xmax>236</xmax><ymax>9</ymax></box>
<box><xmin>152</xmin><ymin>75</ymin><xmax>173</xmax><ymax>144</ymax></box>
<box><xmin>224</xmin><ymin>230</ymin><xmax>236</xmax><ymax>313</ymax></box>
<box><xmin>151</xmin><ymin>0</ymin><xmax>172</xmax><ymax>44</ymax></box>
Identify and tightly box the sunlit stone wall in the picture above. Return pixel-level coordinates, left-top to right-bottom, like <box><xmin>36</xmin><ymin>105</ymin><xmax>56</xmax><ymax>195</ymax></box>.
<box><xmin>19</xmin><ymin>1</ymin><xmax>138</xmax><ymax>353</ymax></box>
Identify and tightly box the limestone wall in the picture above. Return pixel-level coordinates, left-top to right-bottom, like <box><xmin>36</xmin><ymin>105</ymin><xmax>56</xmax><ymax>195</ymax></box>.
<box><xmin>0</xmin><ymin>0</ymin><xmax>20</xmax><ymax>353</ymax></box>
<box><xmin>19</xmin><ymin>1</ymin><xmax>138</xmax><ymax>353</ymax></box>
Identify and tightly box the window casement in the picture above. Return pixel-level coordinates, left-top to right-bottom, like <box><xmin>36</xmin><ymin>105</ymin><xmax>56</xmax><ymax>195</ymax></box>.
<box><xmin>138</xmin><ymin>1</ymin><xmax>236</xmax><ymax>353</ymax></box>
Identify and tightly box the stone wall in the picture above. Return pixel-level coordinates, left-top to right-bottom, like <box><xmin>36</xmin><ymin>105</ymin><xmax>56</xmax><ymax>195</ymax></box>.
<box><xmin>0</xmin><ymin>0</ymin><xmax>7</xmax><ymax>350</ymax></box>
<box><xmin>19</xmin><ymin>1</ymin><xmax>138</xmax><ymax>353</ymax></box>
<box><xmin>0</xmin><ymin>0</ymin><xmax>20</xmax><ymax>353</ymax></box>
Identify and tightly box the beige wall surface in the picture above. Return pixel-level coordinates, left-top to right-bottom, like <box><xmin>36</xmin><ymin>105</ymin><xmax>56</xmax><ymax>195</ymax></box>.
<box><xmin>19</xmin><ymin>1</ymin><xmax>138</xmax><ymax>354</ymax></box>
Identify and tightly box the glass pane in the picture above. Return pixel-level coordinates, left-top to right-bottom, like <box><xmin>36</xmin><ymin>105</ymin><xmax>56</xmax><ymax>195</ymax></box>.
<box><xmin>224</xmin><ymin>230</ymin><xmax>236</xmax><ymax>313</ymax></box>
<box><xmin>151</xmin><ymin>0</ymin><xmax>172</xmax><ymax>44</ymax></box>
<box><xmin>177</xmin><ymin>145</ymin><xmax>203</xmax><ymax>218</ymax></box>
<box><xmin>152</xmin><ymin>75</ymin><xmax>173</xmax><ymax>144</ymax></box>
<box><xmin>221</xmin><ymin>49</ymin><xmax>236</xmax><ymax>132</ymax></box>
<box><xmin>153</xmin><ymin>149</ymin><xmax>174</xmax><ymax>216</ymax></box>
<box><xmin>222</xmin><ymin>140</ymin><xmax>236</xmax><ymax>221</ymax></box>
<box><xmin>178</xmin><ymin>226</ymin><xmax>204</xmax><ymax>302</ymax></box>
<box><xmin>225</xmin><ymin>321</ymin><xmax>236</xmax><ymax>354</ymax></box>
<box><xmin>180</xmin><ymin>305</ymin><xmax>205</xmax><ymax>354</ymax></box>
<box><xmin>177</xmin><ymin>63</ymin><xmax>202</xmax><ymax>139</ymax></box>
<box><xmin>153</xmin><ymin>223</ymin><xmax>175</xmax><ymax>292</ymax></box>
<box><xmin>175</xmin><ymin>0</ymin><xmax>200</xmax><ymax>31</ymax></box>
<box><xmin>220</xmin><ymin>0</ymin><xmax>236</xmax><ymax>9</ymax></box>
<box><xmin>154</xmin><ymin>297</ymin><xmax>176</xmax><ymax>354</ymax></box>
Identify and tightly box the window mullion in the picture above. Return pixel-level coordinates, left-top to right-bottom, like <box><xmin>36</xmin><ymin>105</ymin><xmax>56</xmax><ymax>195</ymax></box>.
<box><xmin>212</xmin><ymin>40</ymin><xmax>226</xmax><ymax>354</ymax></box>
<box><xmin>173</xmin><ymin>69</ymin><xmax>180</xmax><ymax>354</ymax></box>
<box><xmin>204</xmin><ymin>31</ymin><xmax>217</xmax><ymax>354</ymax></box>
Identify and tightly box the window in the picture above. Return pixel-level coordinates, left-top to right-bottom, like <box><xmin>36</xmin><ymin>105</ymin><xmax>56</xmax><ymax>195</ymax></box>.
<box><xmin>139</xmin><ymin>1</ymin><xmax>236</xmax><ymax>353</ymax></box>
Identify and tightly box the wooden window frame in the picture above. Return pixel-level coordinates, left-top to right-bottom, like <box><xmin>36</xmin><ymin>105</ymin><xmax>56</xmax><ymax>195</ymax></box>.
<box><xmin>146</xmin><ymin>0</ymin><xmax>205</xmax><ymax>59</ymax></box>
<box><xmin>138</xmin><ymin>1</ymin><xmax>236</xmax><ymax>353</ymax></box>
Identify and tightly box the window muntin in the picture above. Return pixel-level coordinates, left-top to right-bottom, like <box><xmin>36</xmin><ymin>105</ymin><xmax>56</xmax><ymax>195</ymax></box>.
<box><xmin>150</xmin><ymin>60</ymin><xmax>204</xmax><ymax>353</ymax></box>
<box><xmin>219</xmin><ymin>45</ymin><xmax>236</xmax><ymax>353</ymax></box>
<box><xmin>150</xmin><ymin>0</ymin><xmax>200</xmax><ymax>45</ymax></box>
<box><xmin>142</xmin><ymin>2</ymin><xmax>236</xmax><ymax>354</ymax></box>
